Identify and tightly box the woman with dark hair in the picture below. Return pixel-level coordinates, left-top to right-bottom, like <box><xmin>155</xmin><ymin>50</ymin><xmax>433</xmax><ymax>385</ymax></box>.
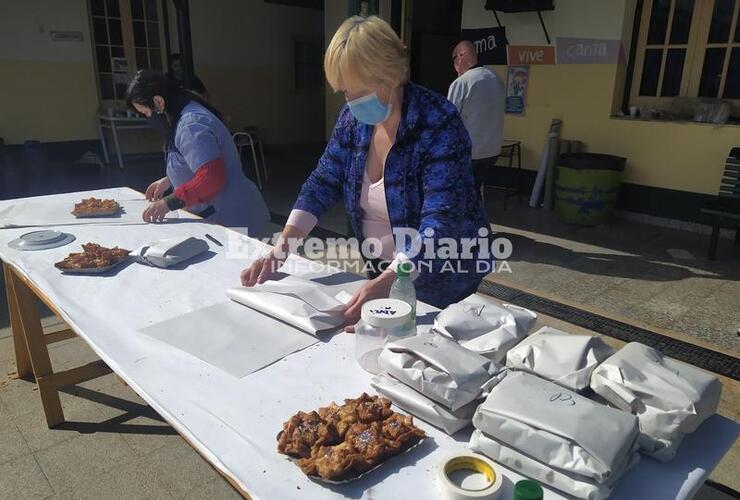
<box><xmin>126</xmin><ymin>70</ymin><xmax>269</xmax><ymax>234</ymax></box>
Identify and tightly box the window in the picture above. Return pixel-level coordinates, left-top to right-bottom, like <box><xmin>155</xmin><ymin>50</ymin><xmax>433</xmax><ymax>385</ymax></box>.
<box><xmin>89</xmin><ymin>0</ymin><xmax>167</xmax><ymax>103</ymax></box>
<box><xmin>294</xmin><ymin>39</ymin><xmax>323</xmax><ymax>91</ymax></box>
<box><xmin>630</xmin><ymin>0</ymin><xmax>740</xmax><ymax>113</ymax></box>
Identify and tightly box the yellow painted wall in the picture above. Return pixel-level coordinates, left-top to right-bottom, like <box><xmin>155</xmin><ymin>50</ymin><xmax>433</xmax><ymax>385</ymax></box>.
<box><xmin>0</xmin><ymin>0</ymin><xmax>99</xmax><ymax>144</ymax></box>
<box><xmin>487</xmin><ymin>64</ymin><xmax>734</xmax><ymax>195</ymax></box>
<box><xmin>462</xmin><ymin>0</ymin><xmax>733</xmax><ymax>195</ymax></box>
<box><xmin>0</xmin><ymin>60</ymin><xmax>99</xmax><ymax>144</ymax></box>
<box><xmin>189</xmin><ymin>0</ymin><xmax>325</xmax><ymax>145</ymax></box>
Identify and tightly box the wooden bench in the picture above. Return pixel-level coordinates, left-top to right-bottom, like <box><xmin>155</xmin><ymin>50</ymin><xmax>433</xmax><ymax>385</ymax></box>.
<box><xmin>701</xmin><ymin>147</ymin><xmax>740</xmax><ymax>260</ymax></box>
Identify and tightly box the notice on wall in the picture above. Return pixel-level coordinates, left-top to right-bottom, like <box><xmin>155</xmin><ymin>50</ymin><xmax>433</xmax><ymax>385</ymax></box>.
<box><xmin>459</xmin><ymin>27</ymin><xmax>509</xmax><ymax>65</ymax></box>
<box><xmin>508</xmin><ymin>45</ymin><xmax>555</xmax><ymax>65</ymax></box>
<box><xmin>556</xmin><ymin>37</ymin><xmax>622</xmax><ymax>64</ymax></box>
<box><xmin>505</xmin><ymin>66</ymin><xmax>529</xmax><ymax>115</ymax></box>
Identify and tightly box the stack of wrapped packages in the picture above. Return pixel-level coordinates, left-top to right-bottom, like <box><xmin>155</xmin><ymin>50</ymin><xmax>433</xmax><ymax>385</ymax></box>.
<box><xmin>470</xmin><ymin>371</ymin><xmax>641</xmax><ymax>500</ymax></box>
<box><xmin>371</xmin><ymin>333</ymin><xmax>507</xmax><ymax>435</ymax></box>
<box><xmin>590</xmin><ymin>342</ymin><xmax>722</xmax><ymax>461</ymax></box>
<box><xmin>369</xmin><ymin>293</ymin><xmax>723</xmax><ymax>498</ymax></box>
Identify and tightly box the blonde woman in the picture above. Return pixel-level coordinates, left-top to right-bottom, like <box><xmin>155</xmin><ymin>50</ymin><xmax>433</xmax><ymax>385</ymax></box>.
<box><xmin>240</xmin><ymin>16</ymin><xmax>492</xmax><ymax>325</ymax></box>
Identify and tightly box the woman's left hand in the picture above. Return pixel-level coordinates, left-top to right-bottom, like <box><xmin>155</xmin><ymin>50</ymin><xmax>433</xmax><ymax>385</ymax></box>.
<box><xmin>343</xmin><ymin>270</ymin><xmax>396</xmax><ymax>333</ymax></box>
<box><xmin>142</xmin><ymin>199</ymin><xmax>171</xmax><ymax>223</ymax></box>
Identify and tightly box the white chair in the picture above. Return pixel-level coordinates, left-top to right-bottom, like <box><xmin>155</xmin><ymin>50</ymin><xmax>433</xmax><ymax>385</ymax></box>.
<box><xmin>232</xmin><ymin>129</ymin><xmax>267</xmax><ymax>189</ymax></box>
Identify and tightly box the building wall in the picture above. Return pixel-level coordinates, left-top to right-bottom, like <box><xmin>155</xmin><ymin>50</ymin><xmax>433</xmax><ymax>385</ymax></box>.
<box><xmin>462</xmin><ymin>0</ymin><xmax>735</xmax><ymax>196</ymax></box>
<box><xmin>0</xmin><ymin>0</ymin><xmax>100</xmax><ymax>144</ymax></box>
<box><xmin>189</xmin><ymin>0</ymin><xmax>325</xmax><ymax>145</ymax></box>
<box><xmin>0</xmin><ymin>0</ymin><xmax>324</xmax><ymax>149</ymax></box>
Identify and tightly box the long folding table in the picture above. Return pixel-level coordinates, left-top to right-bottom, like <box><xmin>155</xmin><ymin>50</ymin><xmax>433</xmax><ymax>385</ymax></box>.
<box><xmin>0</xmin><ymin>187</ymin><xmax>736</xmax><ymax>499</ymax></box>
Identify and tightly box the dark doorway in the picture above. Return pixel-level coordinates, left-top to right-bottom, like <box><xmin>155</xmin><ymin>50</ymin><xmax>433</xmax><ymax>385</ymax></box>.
<box><xmin>408</xmin><ymin>0</ymin><xmax>463</xmax><ymax>96</ymax></box>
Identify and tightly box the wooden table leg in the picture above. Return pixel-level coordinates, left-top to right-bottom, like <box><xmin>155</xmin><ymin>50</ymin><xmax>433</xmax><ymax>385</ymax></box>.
<box><xmin>3</xmin><ymin>262</ymin><xmax>32</xmax><ymax>379</ymax></box>
<box><xmin>6</xmin><ymin>267</ymin><xmax>65</xmax><ymax>427</ymax></box>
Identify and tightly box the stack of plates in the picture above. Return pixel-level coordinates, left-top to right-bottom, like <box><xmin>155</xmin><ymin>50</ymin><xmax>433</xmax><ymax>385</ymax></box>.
<box><xmin>8</xmin><ymin>230</ymin><xmax>76</xmax><ymax>251</ymax></box>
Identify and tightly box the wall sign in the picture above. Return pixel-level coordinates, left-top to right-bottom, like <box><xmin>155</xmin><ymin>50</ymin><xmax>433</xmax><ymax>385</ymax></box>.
<box><xmin>505</xmin><ymin>65</ymin><xmax>529</xmax><ymax>115</ymax></box>
<box><xmin>459</xmin><ymin>27</ymin><xmax>508</xmax><ymax>65</ymax></box>
<box><xmin>508</xmin><ymin>45</ymin><xmax>555</xmax><ymax>65</ymax></box>
<box><xmin>556</xmin><ymin>37</ymin><xmax>622</xmax><ymax>64</ymax></box>
<box><xmin>50</xmin><ymin>31</ymin><xmax>84</xmax><ymax>42</ymax></box>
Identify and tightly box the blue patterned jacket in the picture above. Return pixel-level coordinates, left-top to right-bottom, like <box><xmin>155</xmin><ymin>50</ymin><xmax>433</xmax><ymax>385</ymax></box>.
<box><xmin>294</xmin><ymin>82</ymin><xmax>492</xmax><ymax>308</ymax></box>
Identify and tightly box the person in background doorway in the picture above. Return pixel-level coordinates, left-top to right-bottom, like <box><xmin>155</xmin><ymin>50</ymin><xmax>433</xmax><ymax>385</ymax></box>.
<box><xmin>447</xmin><ymin>40</ymin><xmax>504</xmax><ymax>196</ymax></box>
<box><xmin>167</xmin><ymin>53</ymin><xmax>208</xmax><ymax>100</ymax></box>
<box><xmin>126</xmin><ymin>70</ymin><xmax>270</xmax><ymax>235</ymax></box>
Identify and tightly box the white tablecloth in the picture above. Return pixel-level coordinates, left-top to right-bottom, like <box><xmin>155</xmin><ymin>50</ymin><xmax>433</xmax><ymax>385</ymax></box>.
<box><xmin>0</xmin><ymin>188</ymin><xmax>736</xmax><ymax>500</ymax></box>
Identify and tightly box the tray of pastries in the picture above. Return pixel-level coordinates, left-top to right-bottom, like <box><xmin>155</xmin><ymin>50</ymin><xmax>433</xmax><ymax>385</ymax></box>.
<box><xmin>55</xmin><ymin>243</ymin><xmax>131</xmax><ymax>274</ymax></box>
<box><xmin>277</xmin><ymin>393</ymin><xmax>426</xmax><ymax>483</ymax></box>
<box><xmin>71</xmin><ymin>198</ymin><xmax>121</xmax><ymax>217</ymax></box>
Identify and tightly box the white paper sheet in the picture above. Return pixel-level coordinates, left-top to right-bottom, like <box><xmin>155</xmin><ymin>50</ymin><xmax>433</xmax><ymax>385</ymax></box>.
<box><xmin>139</xmin><ymin>301</ymin><xmax>318</xmax><ymax>378</ymax></box>
<box><xmin>0</xmin><ymin>188</ymin><xmax>735</xmax><ymax>500</ymax></box>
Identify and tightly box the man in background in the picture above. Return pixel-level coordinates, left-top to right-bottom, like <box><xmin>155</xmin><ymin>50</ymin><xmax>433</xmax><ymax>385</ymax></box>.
<box><xmin>447</xmin><ymin>40</ymin><xmax>504</xmax><ymax>197</ymax></box>
<box><xmin>168</xmin><ymin>53</ymin><xmax>209</xmax><ymax>100</ymax></box>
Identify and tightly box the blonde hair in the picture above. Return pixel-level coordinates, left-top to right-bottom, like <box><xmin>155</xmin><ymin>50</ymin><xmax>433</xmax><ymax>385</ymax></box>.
<box><xmin>324</xmin><ymin>16</ymin><xmax>408</xmax><ymax>92</ymax></box>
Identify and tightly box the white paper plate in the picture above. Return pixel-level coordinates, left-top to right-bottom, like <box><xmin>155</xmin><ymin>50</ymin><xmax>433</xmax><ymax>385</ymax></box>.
<box><xmin>8</xmin><ymin>230</ymin><xmax>76</xmax><ymax>251</ymax></box>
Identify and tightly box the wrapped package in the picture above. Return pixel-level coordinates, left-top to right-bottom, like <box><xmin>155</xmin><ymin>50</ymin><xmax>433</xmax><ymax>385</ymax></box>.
<box><xmin>469</xmin><ymin>430</ymin><xmax>640</xmax><ymax>500</ymax></box>
<box><xmin>371</xmin><ymin>373</ymin><xmax>478</xmax><ymax>435</ymax></box>
<box><xmin>473</xmin><ymin>371</ymin><xmax>639</xmax><ymax>483</ymax></box>
<box><xmin>379</xmin><ymin>333</ymin><xmax>507</xmax><ymax>411</ymax></box>
<box><xmin>505</xmin><ymin>326</ymin><xmax>614</xmax><ymax>391</ymax></box>
<box><xmin>433</xmin><ymin>294</ymin><xmax>537</xmax><ymax>362</ymax></box>
<box><xmin>590</xmin><ymin>342</ymin><xmax>721</xmax><ymax>461</ymax></box>
<box><xmin>227</xmin><ymin>275</ymin><xmax>352</xmax><ymax>335</ymax></box>
<box><xmin>133</xmin><ymin>236</ymin><xmax>209</xmax><ymax>268</ymax></box>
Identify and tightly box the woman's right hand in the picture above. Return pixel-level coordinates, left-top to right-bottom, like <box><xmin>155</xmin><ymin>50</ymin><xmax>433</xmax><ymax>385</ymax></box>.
<box><xmin>145</xmin><ymin>177</ymin><xmax>171</xmax><ymax>201</ymax></box>
<box><xmin>240</xmin><ymin>250</ymin><xmax>287</xmax><ymax>287</ymax></box>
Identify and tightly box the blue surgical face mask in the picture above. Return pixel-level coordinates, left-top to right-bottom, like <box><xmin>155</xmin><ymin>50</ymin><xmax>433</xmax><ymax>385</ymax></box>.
<box><xmin>346</xmin><ymin>92</ymin><xmax>392</xmax><ymax>125</ymax></box>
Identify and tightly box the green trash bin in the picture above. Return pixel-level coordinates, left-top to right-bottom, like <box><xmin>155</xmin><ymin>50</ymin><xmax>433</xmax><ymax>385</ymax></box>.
<box><xmin>554</xmin><ymin>153</ymin><xmax>626</xmax><ymax>225</ymax></box>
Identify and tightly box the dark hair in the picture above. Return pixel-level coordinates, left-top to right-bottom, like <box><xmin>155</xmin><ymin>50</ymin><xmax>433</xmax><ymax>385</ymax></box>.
<box><xmin>126</xmin><ymin>69</ymin><xmax>222</xmax><ymax>148</ymax></box>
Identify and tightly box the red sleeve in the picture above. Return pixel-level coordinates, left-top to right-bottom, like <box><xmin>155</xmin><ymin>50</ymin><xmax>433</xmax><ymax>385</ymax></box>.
<box><xmin>173</xmin><ymin>157</ymin><xmax>227</xmax><ymax>207</ymax></box>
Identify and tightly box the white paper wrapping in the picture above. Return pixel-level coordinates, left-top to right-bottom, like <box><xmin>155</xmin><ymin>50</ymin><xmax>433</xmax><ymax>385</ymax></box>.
<box><xmin>227</xmin><ymin>275</ymin><xmax>353</xmax><ymax>335</ymax></box>
<box><xmin>133</xmin><ymin>236</ymin><xmax>210</xmax><ymax>268</ymax></box>
<box><xmin>473</xmin><ymin>371</ymin><xmax>639</xmax><ymax>483</ymax></box>
<box><xmin>469</xmin><ymin>430</ymin><xmax>640</xmax><ymax>500</ymax></box>
<box><xmin>371</xmin><ymin>373</ymin><xmax>478</xmax><ymax>435</ymax></box>
<box><xmin>505</xmin><ymin>326</ymin><xmax>615</xmax><ymax>391</ymax></box>
<box><xmin>378</xmin><ymin>333</ymin><xmax>507</xmax><ymax>412</ymax></box>
<box><xmin>590</xmin><ymin>342</ymin><xmax>721</xmax><ymax>461</ymax></box>
<box><xmin>433</xmin><ymin>294</ymin><xmax>537</xmax><ymax>363</ymax></box>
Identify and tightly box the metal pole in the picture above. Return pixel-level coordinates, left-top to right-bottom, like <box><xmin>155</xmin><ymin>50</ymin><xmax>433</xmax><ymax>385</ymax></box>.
<box><xmin>173</xmin><ymin>0</ymin><xmax>194</xmax><ymax>88</ymax></box>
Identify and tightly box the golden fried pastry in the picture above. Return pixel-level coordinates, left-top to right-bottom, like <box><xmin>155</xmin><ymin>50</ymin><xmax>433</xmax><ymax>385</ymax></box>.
<box><xmin>72</xmin><ymin>198</ymin><xmax>120</xmax><ymax>216</ymax></box>
<box><xmin>54</xmin><ymin>243</ymin><xmax>130</xmax><ymax>270</ymax></box>
<box><xmin>346</xmin><ymin>422</ymin><xmax>388</xmax><ymax>467</ymax></box>
<box><xmin>309</xmin><ymin>441</ymin><xmax>362</xmax><ymax>479</ymax></box>
<box><xmin>277</xmin><ymin>411</ymin><xmax>339</xmax><ymax>459</ymax></box>
<box><xmin>381</xmin><ymin>413</ymin><xmax>426</xmax><ymax>452</ymax></box>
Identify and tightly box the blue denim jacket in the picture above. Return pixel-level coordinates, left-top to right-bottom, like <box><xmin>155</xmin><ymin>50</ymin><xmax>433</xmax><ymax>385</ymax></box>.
<box><xmin>294</xmin><ymin>82</ymin><xmax>492</xmax><ymax>308</ymax></box>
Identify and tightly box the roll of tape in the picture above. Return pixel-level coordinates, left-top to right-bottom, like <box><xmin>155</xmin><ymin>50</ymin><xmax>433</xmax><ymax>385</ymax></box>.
<box><xmin>436</xmin><ymin>452</ymin><xmax>504</xmax><ymax>500</ymax></box>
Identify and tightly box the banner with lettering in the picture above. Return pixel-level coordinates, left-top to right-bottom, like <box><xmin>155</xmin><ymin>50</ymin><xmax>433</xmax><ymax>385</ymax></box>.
<box><xmin>459</xmin><ymin>27</ymin><xmax>508</xmax><ymax>65</ymax></box>
<box><xmin>508</xmin><ymin>45</ymin><xmax>555</xmax><ymax>65</ymax></box>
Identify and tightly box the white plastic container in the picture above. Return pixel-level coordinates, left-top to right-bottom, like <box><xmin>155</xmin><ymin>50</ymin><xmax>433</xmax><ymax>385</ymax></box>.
<box><xmin>356</xmin><ymin>298</ymin><xmax>414</xmax><ymax>374</ymax></box>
